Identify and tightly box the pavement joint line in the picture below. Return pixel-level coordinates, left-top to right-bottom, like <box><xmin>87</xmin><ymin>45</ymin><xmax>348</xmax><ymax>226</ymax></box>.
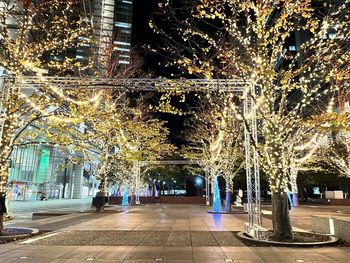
<box><xmin>20</xmin><ymin>232</ymin><xmax>61</xmax><ymax>244</ymax></box>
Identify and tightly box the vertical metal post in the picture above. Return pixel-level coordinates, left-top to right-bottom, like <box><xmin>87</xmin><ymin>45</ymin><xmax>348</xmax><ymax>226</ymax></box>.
<box><xmin>243</xmin><ymin>92</ymin><xmax>253</xmax><ymax>228</ymax></box>
<box><xmin>243</xmin><ymin>82</ymin><xmax>262</xmax><ymax>237</ymax></box>
<box><xmin>205</xmin><ymin>170</ymin><xmax>210</xmax><ymax>205</ymax></box>
<box><xmin>135</xmin><ymin>161</ymin><xmax>141</xmax><ymax>205</ymax></box>
<box><xmin>251</xmin><ymin>83</ymin><xmax>262</xmax><ymax>226</ymax></box>
<box><xmin>0</xmin><ymin>79</ymin><xmax>9</xmax><ymax>146</ymax></box>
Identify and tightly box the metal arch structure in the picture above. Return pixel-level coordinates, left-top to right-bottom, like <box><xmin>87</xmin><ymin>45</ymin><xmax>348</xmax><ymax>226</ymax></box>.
<box><xmin>138</xmin><ymin>160</ymin><xmax>212</xmax><ymax>206</ymax></box>
<box><xmin>0</xmin><ymin>77</ymin><xmax>262</xmax><ymax>238</ymax></box>
<box><xmin>14</xmin><ymin>77</ymin><xmax>248</xmax><ymax>92</ymax></box>
<box><xmin>136</xmin><ymin>160</ymin><xmax>201</xmax><ymax>205</ymax></box>
<box><xmin>138</xmin><ymin>160</ymin><xmax>197</xmax><ymax>165</ymax></box>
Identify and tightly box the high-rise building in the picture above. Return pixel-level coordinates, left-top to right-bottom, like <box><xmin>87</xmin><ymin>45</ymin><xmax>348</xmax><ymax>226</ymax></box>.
<box><xmin>113</xmin><ymin>0</ymin><xmax>133</xmax><ymax>65</ymax></box>
<box><xmin>93</xmin><ymin>0</ymin><xmax>133</xmax><ymax>70</ymax></box>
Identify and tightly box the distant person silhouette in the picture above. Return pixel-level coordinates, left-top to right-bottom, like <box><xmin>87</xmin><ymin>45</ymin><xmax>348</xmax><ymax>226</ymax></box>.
<box><xmin>0</xmin><ymin>192</ymin><xmax>7</xmax><ymax>235</ymax></box>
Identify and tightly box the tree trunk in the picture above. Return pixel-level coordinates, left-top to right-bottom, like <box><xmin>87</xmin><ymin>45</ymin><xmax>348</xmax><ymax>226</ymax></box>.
<box><xmin>224</xmin><ymin>178</ymin><xmax>232</xmax><ymax>212</ymax></box>
<box><xmin>271</xmin><ymin>192</ymin><xmax>294</xmax><ymax>240</ymax></box>
<box><xmin>95</xmin><ymin>191</ymin><xmax>107</xmax><ymax>212</ymax></box>
<box><xmin>129</xmin><ymin>191</ymin><xmax>135</xmax><ymax>206</ymax></box>
<box><xmin>224</xmin><ymin>191</ymin><xmax>232</xmax><ymax>212</ymax></box>
<box><xmin>135</xmin><ymin>191</ymin><xmax>140</xmax><ymax>205</ymax></box>
<box><xmin>0</xmin><ymin>213</ymin><xmax>3</xmax><ymax>236</ymax></box>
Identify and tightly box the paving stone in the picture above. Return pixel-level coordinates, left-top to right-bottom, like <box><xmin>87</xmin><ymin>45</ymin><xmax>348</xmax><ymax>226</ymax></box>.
<box><xmin>212</xmin><ymin>231</ymin><xmax>245</xmax><ymax>246</ymax></box>
<box><xmin>28</xmin><ymin>231</ymin><xmax>103</xmax><ymax>246</ymax></box>
<box><xmin>3</xmin><ymin>204</ymin><xmax>350</xmax><ymax>262</ymax></box>
<box><xmin>191</xmin><ymin>231</ymin><xmax>218</xmax><ymax>246</ymax></box>
<box><xmin>138</xmin><ymin>231</ymin><xmax>170</xmax><ymax>246</ymax></box>
<box><xmin>124</xmin><ymin>246</ymin><xmax>193</xmax><ymax>261</ymax></box>
<box><xmin>89</xmin><ymin>231</ymin><xmax>148</xmax><ymax>246</ymax></box>
<box><xmin>166</xmin><ymin>231</ymin><xmax>191</xmax><ymax>246</ymax></box>
<box><xmin>94</xmin><ymin>246</ymin><xmax>136</xmax><ymax>260</ymax></box>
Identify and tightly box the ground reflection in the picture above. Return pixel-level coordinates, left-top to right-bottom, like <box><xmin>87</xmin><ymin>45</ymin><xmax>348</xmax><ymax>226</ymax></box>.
<box><xmin>212</xmin><ymin>213</ymin><xmax>222</xmax><ymax>229</ymax></box>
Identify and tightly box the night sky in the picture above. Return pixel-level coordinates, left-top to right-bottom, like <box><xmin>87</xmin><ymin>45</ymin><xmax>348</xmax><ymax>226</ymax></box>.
<box><xmin>132</xmin><ymin>0</ymin><xmax>158</xmax><ymax>73</ymax></box>
<box><xmin>132</xmin><ymin>0</ymin><xmax>188</xmax><ymax>148</ymax></box>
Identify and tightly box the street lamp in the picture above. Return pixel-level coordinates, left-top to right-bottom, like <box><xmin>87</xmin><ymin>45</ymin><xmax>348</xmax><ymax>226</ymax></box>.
<box><xmin>195</xmin><ymin>177</ymin><xmax>203</xmax><ymax>186</ymax></box>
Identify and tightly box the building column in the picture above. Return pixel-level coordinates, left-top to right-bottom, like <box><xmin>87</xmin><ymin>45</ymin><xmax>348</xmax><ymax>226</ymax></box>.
<box><xmin>72</xmin><ymin>164</ymin><xmax>84</xmax><ymax>199</ymax></box>
<box><xmin>42</xmin><ymin>146</ymin><xmax>55</xmax><ymax>198</ymax></box>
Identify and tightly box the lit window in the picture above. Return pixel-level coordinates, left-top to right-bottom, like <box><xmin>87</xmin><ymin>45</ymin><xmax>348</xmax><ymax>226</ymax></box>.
<box><xmin>122</xmin><ymin>0</ymin><xmax>132</xmax><ymax>4</ymax></box>
<box><xmin>288</xmin><ymin>46</ymin><xmax>296</xmax><ymax>51</ymax></box>
<box><xmin>115</xmin><ymin>21</ymin><xmax>132</xmax><ymax>29</ymax></box>
<box><xmin>114</xmin><ymin>47</ymin><xmax>130</xmax><ymax>52</ymax></box>
<box><xmin>78</xmin><ymin>36</ymin><xmax>90</xmax><ymax>41</ymax></box>
<box><xmin>114</xmin><ymin>41</ymin><xmax>131</xmax><ymax>46</ymax></box>
<box><xmin>119</xmin><ymin>60</ymin><xmax>130</xmax><ymax>64</ymax></box>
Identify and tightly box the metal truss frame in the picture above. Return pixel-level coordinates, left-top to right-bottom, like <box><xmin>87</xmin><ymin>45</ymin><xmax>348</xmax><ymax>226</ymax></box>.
<box><xmin>14</xmin><ymin>77</ymin><xmax>248</xmax><ymax>92</ymax></box>
<box><xmin>138</xmin><ymin>160</ymin><xmax>211</xmax><ymax>207</ymax></box>
<box><xmin>1</xmin><ymin>76</ymin><xmax>262</xmax><ymax>237</ymax></box>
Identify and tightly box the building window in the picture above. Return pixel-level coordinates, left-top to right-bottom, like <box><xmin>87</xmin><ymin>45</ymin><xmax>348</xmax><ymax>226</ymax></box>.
<box><xmin>114</xmin><ymin>41</ymin><xmax>131</xmax><ymax>46</ymax></box>
<box><xmin>115</xmin><ymin>21</ymin><xmax>132</xmax><ymax>29</ymax></box>
<box><xmin>114</xmin><ymin>47</ymin><xmax>130</xmax><ymax>52</ymax></box>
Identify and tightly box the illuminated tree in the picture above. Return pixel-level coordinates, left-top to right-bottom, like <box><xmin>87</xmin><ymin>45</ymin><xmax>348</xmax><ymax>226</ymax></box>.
<box><xmin>183</xmin><ymin>92</ymin><xmax>244</xmax><ymax>212</ymax></box>
<box><xmin>0</xmin><ymin>0</ymin><xmax>92</xmax><ymax>188</ymax></box>
<box><xmin>0</xmin><ymin>0</ymin><xmax>92</xmax><ymax>234</ymax></box>
<box><xmin>309</xmin><ymin>112</ymin><xmax>350</xmax><ymax>179</ymax></box>
<box><xmin>320</xmin><ymin>134</ymin><xmax>350</xmax><ymax>179</ymax></box>
<box><xmin>37</xmin><ymin>92</ymin><xmax>175</xmax><ymax>206</ymax></box>
<box><xmin>286</xmin><ymin>128</ymin><xmax>327</xmax><ymax>201</ymax></box>
<box><xmin>117</xmin><ymin>105</ymin><xmax>176</xmax><ymax>204</ymax></box>
<box><xmin>153</xmin><ymin>0</ymin><xmax>350</xmax><ymax>239</ymax></box>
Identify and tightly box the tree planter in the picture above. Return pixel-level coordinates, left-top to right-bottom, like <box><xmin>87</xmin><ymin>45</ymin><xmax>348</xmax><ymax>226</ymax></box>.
<box><xmin>237</xmin><ymin>231</ymin><xmax>339</xmax><ymax>247</ymax></box>
<box><xmin>0</xmin><ymin>227</ymin><xmax>39</xmax><ymax>243</ymax></box>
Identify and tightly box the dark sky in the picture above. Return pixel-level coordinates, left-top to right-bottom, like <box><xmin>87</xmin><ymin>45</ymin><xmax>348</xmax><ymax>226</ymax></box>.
<box><xmin>132</xmin><ymin>0</ymin><xmax>188</xmax><ymax>148</ymax></box>
<box><xmin>132</xmin><ymin>0</ymin><xmax>155</xmax><ymax>41</ymax></box>
<box><xmin>132</xmin><ymin>0</ymin><xmax>158</xmax><ymax>71</ymax></box>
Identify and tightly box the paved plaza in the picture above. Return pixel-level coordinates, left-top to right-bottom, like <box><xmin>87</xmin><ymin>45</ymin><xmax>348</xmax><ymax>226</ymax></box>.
<box><xmin>1</xmin><ymin>203</ymin><xmax>350</xmax><ymax>262</ymax></box>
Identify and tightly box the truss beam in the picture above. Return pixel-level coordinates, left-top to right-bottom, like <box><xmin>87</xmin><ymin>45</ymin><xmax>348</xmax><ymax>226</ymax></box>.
<box><xmin>7</xmin><ymin>77</ymin><xmax>248</xmax><ymax>92</ymax></box>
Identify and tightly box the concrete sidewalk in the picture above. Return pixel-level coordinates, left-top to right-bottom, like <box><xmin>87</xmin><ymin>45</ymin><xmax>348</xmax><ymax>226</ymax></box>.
<box><xmin>6</xmin><ymin>198</ymin><xmax>93</xmax><ymax>225</ymax></box>
<box><xmin>1</xmin><ymin>204</ymin><xmax>350</xmax><ymax>262</ymax></box>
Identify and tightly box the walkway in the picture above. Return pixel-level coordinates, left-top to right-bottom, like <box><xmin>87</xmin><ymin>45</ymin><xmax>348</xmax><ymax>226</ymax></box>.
<box><xmin>1</xmin><ymin>204</ymin><xmax>350</xmax><ymax>262</ymax></box>
<box><xmin>6</xmin><ymin>198</ymin><xmax>93</xmax><ymax>224</ymax></box>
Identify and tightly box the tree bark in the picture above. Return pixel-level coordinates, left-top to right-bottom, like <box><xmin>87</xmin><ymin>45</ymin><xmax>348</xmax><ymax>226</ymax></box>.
<box><xmin>95</xmin><ymin>191</ymin><xmax>107</xmax><ymax>212</ymax></box>
<box><xmin>224</xmin><ymin>177</ymin><xmax>232</xmax><ymax>212</ymax></box>
<box><xmin>271</xmin><ymin>192</ymin><xmax>294</xmax><ymax>240</ymax></box>
<box><xmin>224</xmin><ymin>191</ymin><xmax>232</xmax><ymax>212</ymax></box>
<box><xmin>0</xmin><ymin>213</ymin><xmax>3</xmax><ymax>235</ymax></box>
<box><xmin>129</xmin><ymin>190</ymin><xmax>135</xmax><ymax>206</ymax></box>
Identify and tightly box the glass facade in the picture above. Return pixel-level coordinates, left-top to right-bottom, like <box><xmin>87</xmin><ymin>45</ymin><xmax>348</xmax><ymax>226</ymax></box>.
<box><xmin>8</xmin><ymin>144</ymin><xmax>98</xmax><ymax>201</ymax></box>
<box><xmin>113</xmin><ymin>0</ymin><xmax>133</xmax><ymax>65</ymax></box>
<box><xmin>94</xmin><ymin>0</ymin><xmax>133</xmax><ymax>67</ymax></box>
